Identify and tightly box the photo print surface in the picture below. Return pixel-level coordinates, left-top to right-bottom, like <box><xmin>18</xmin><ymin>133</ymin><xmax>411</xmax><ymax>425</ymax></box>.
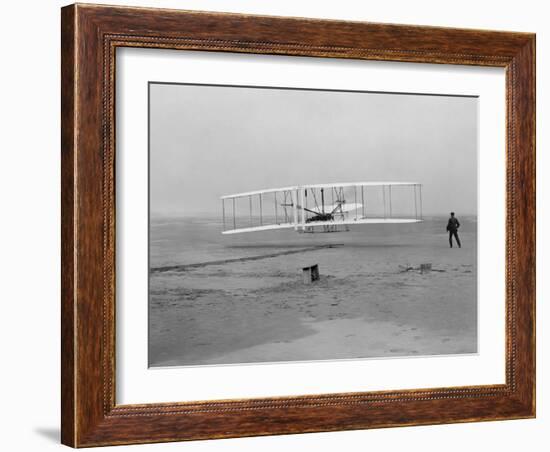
<box><xmin>148</xmin><ymin>82</ymin><xmax>478</xmax><ymax>367</ymax></box>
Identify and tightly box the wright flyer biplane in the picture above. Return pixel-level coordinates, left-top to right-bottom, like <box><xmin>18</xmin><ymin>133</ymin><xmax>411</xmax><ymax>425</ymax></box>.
<box><xmin>221</xmin><ymin>182</ymin><xmax>423</xmax><ymax>234</ymax></box>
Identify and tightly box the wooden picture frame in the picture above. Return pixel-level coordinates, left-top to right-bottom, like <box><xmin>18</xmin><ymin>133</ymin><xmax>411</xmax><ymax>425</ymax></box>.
<box><xmin>61</xmin><ymin>3</ymin><xmax>535</xmax><ymax>447</ymax></box>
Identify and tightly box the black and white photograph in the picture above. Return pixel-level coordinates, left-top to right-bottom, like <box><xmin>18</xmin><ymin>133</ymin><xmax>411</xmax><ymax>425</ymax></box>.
<box><xmin>148</xmin><ymin>82</ymin><xmax>478</xmax><ymax>367</ymax></box>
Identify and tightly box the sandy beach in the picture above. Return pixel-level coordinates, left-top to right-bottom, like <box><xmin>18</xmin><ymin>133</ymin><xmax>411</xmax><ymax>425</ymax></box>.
<box><xmin>149</xmin><ymin>215</ymin><xmax>477</xmax><ymax>367</ymax></box>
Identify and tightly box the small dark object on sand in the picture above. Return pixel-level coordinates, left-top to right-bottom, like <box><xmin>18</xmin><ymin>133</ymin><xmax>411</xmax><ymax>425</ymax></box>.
<box><xmin>420</xmin><ymin>263</ymin><xmax>432</xmax><ymax>274</ymax></box>
<box><xmin>399</xmin><ymin>265</ymin><xmax>415</xmax><ymax>273</ymax></box>
<box><xmin>303</xmin><ymin>264</ymin><xmax>320</xmax><ymax>284</ymax></box>
<box><xmin>399</xmin><ymin>263</ymin><xmax>444</xmax><ymax>274</ymax></box>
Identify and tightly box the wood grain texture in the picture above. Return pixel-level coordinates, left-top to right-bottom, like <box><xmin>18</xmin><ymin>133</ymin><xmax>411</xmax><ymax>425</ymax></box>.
<box><xmin>60</xmin><ymin>5</ymin><xmax>76</xmax><ymax>447</ymax></box>
<box><xmin>60</xmin><ymin>3</ymin><xmax>536</xmax><ymax>447</ymax></box>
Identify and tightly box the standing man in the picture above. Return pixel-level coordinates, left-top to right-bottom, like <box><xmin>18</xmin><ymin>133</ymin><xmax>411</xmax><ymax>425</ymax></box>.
<box><xmin>447</xmin><ymin>212</ymin><xmax>461</xmax><ymax>248</ymax></box>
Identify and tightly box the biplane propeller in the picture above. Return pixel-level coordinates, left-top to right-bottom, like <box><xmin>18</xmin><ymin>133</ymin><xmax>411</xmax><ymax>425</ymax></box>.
<box><xmin>220</xmin><ymin>182</ymin><xmax>422</xmax><ymax>234</ymax></box>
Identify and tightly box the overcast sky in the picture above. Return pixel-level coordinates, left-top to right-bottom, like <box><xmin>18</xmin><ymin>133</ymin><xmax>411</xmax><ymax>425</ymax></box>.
<box><xmin>149</xmin><ymin>83</ymin><xmax>477</xmax><ymax>216</ymax></box>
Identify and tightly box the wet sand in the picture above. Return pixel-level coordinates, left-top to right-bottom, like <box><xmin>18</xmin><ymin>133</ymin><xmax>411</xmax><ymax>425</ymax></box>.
<box><xmin>149</xmin><ymin>216</ymin><xmax>477</xmax><ymax>367</ymax></box>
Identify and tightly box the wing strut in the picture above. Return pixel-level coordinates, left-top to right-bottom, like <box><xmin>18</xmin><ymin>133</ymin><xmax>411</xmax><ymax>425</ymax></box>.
<box><xmin>361</xmin><ymin>185</ymin><xmax>365</xmax><ymax>218</ymax></box>
<box><xmin>389</xmin><ymin>185</ymin><xmax>392</xmax><ymax>218</ymax></box>
<box><xmin>414</xmin><ymin>185</ymin><xmax>417</xmax><ymax>220</ymax></box>
<box><xmin>382</xmin><ymin>185</ymin><xmax>386</xmax><ymax>219</ymax></box>
<box><xmin>293</xmin><ymin>190</ymin><xmax>298</xmax><ymax>230</ymax></box>
<box><xmin>354</xmin><ymin>185</ymin><xmax>358</xmax><ymax>221</ymax></box>
<box><xmin>274</xmin><ymin>192</ymin><xmax>278</xmax><ymax>224</ymax></box>
<box><xmin>259</xmin><ymin>193</ymin><xmax>263</xmax><ymax>226</ymax></box>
